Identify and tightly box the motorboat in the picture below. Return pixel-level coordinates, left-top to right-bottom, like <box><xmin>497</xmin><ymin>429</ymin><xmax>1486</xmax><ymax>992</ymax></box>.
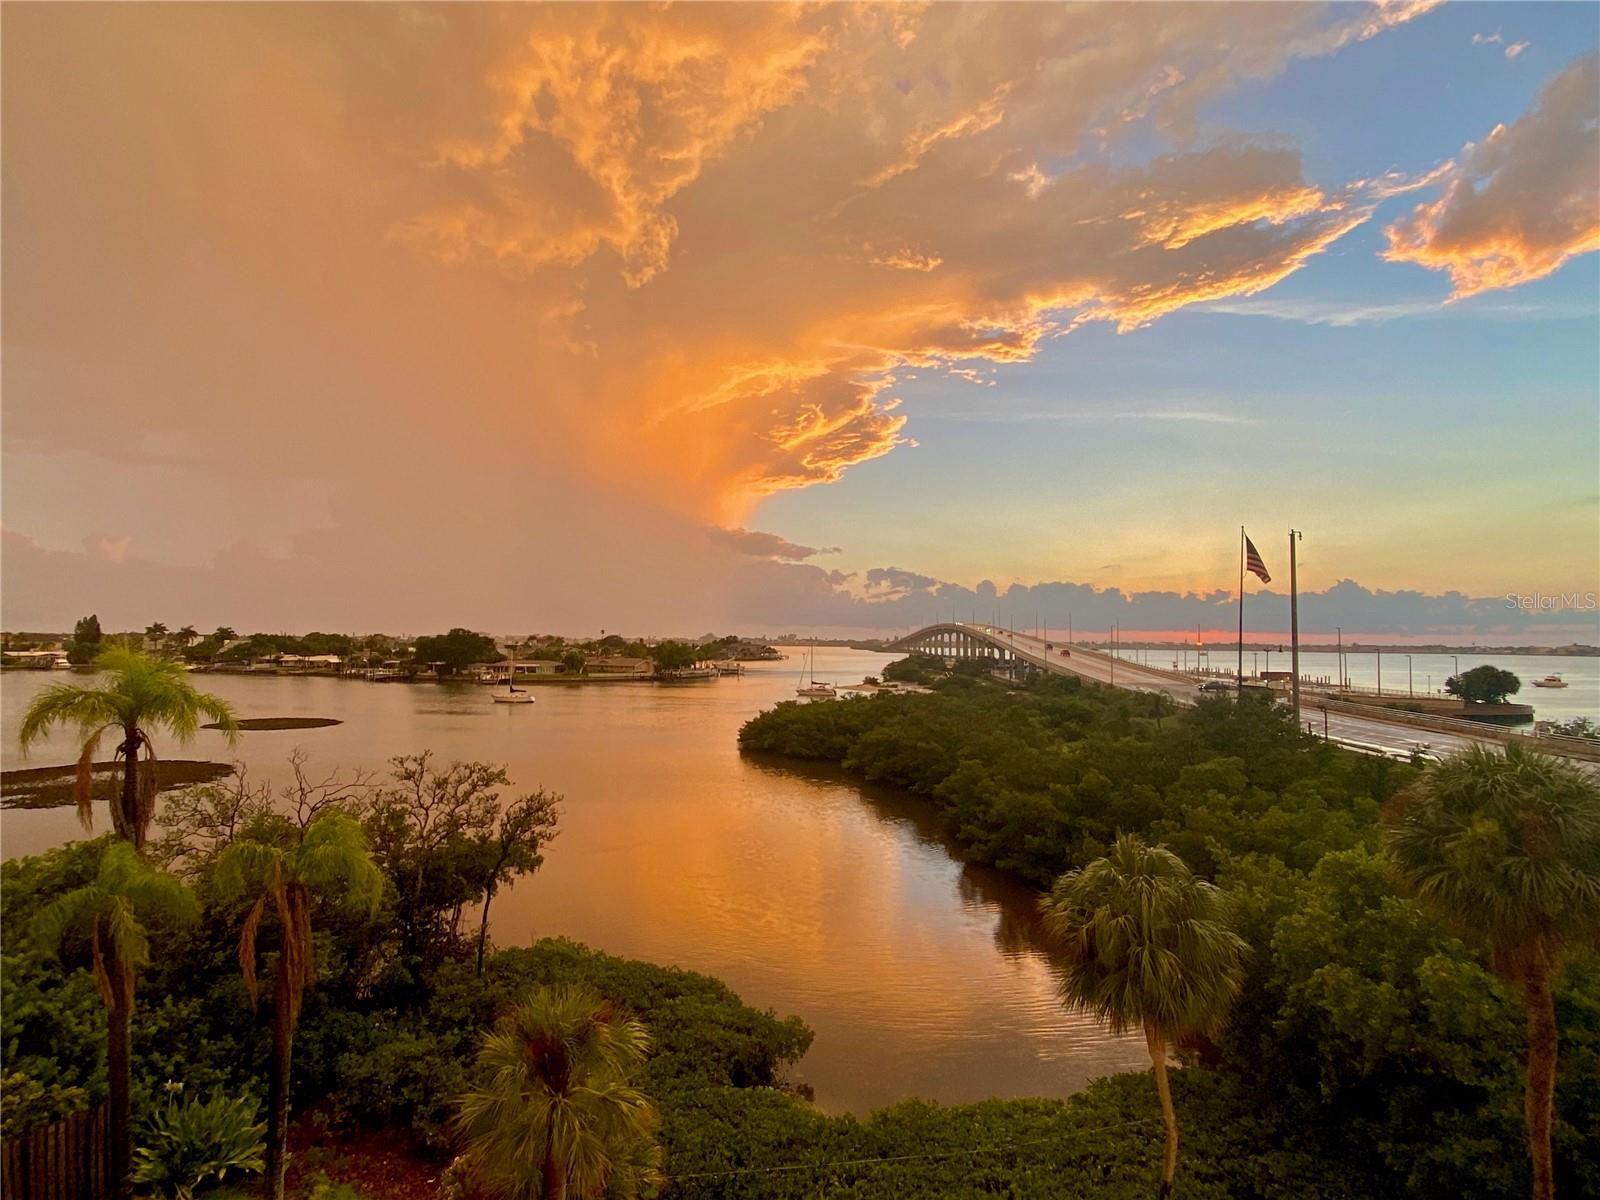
<box><xmin>1530</xmin><ymin>674</ymin><xmax>1568</xmax><ymax>688</ymax></box>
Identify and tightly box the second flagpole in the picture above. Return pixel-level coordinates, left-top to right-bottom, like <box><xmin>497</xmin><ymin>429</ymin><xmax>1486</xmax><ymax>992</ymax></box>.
<box><xmin>1237</xmin><ymin>525</ymin><xmax>1245</xmax><ymax>695</ymax></box>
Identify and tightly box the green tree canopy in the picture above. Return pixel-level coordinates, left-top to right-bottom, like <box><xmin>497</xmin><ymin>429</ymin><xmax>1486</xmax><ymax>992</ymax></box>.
<box><xmin>412</xmin><ymin>628</ymin><xmax>502</xmax><ymax>675</ymax></box>
<box><xmin>1445</xmin><ymin>665</ymin><xmax>1522</xmax><ymax>705</ymax></box>
<box><xmin>68</xmin><ymin>615</ymin><xmax>104</xmax><ymax>666</ymax></box>
<box><xmin>453</xmin><ymin>984</ymin><xmax>664</xmax><ymax>1200</ymax></box>
<box><xmin>212</xmin><ymin>812</ymin><xmax>382</xmax><ymax>1200</ymax></box>
<box><xmin>649</xmin><ymin>641</ymin><xmax>699</xmax><ymax>671</ymax></box>
<box><xmin>32</xmin><ymin>842</ymin><xmax>197</xmax><ymax>1200</ymax></box>
<box><xmin>1383</xmin><ymin>744</ymin><xmax>1600</xmax><ymax>1200</ymax></box>
<box><xmin>1040</xmin><ymin>834</ymin><xmax>1247</xmax><ymax>1197</ymax></box>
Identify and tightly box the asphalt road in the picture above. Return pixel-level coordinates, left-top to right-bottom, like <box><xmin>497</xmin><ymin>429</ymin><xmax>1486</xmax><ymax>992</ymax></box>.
<box><xmin>947</xmin><ymin>625</ymin><xmax>1571</xmax><ymax>766</ymax></box>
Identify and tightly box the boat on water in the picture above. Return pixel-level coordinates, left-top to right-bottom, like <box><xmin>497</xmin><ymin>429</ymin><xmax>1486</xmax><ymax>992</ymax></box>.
<box><xmin>492</xmin><ymin>645</ymin><xmax>535</xmax><ymax>704</ymax></box>
<box><xmin>795</xmin><ymin>641</ymin><xmax>836</xmax><ymax>699</ymax></box>
<box><xmin>657</xmin><ymin>665</ymin><xmax>718</xmax><ymax>682</ymax></box>
<box><xmin>1531</xmin><ymin>674</ymin><xmax>1569</xmax><ymax>688</ymax></box>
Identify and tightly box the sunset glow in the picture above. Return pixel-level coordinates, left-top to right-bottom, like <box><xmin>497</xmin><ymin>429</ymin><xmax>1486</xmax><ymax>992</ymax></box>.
<box><xmin>3</xmin><ymin>1</ymin><xmax>1596</xmax><ymax>638</ymax></box>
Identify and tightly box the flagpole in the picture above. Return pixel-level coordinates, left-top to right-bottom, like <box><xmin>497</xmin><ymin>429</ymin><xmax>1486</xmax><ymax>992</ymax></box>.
<box><xmin>1289</xmin><ymin>529</ymin><xmax>1302</xmax><ymax>728</ymax></box>
<box><xmin>1236</xmin><ymin>525</ymin><xmax>1245</xmax><ymax>696</ymax></box>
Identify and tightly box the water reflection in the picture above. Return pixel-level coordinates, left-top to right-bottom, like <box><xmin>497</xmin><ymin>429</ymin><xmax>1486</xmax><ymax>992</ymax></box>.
<box><xmin>2</xmin><ymin>650</ymin><xmax>1145</xmax><ymax>1113</ymax></box>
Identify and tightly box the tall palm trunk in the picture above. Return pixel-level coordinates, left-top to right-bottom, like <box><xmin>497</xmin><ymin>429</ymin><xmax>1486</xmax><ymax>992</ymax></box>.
<box><xmin>264</xmin><ymin>968</ymin><xmax>297</xmax><ymax>1200</ymax></box>
<box><xmin>541</xmin><ymin>1119</ymin><xmax>565</xmax><ymax>1200</ymax></box>
<box><xmin>119</xmin><ymin>727</ymin><xmax>142</xmax><ymax>853</ymax></box>
<box><xmin>1523</xmin><ymin>957</ymin><xmax>1557</xmax><ymax>1200</ymax></box>
<box><xmin>108</xmin><ymin>982</ymin><xmax>134</xmax><ymax>1200</ymax></box>
<box><xmin>1146</xmin><ymin>1026</ymin><xmax>1179</xmax><ymax>1198</ymax></box>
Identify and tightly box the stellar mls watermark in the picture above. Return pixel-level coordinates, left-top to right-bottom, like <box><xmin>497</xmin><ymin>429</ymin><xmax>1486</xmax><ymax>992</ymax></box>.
<box><xmin>1504</xmin><ymin>591</ymin><xmax>1599</xmax><ymax>612</ymax></box>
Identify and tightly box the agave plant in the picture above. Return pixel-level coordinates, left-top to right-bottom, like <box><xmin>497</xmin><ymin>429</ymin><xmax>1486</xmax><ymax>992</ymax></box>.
<box><xmin>131</xmin><ymin>1091</ymin><xmax>265</xmax><ymax>1200</ymax></box>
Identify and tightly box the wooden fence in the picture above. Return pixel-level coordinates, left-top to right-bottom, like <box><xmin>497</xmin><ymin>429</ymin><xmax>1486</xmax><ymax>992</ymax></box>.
<box><xmin>1</xmin><ymin>1106</ymin><xmax>111</xmax><ymax>1200</ymax></box>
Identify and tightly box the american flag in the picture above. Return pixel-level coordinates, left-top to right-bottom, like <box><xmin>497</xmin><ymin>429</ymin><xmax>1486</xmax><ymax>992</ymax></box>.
<box><xmin>1244</xmin><ymin>535</ymin><xmax>1271</xmax><ymax>583</ymax></box>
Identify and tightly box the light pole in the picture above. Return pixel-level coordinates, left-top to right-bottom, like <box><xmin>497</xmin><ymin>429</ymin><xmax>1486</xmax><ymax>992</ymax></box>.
<box><xmin>1376</xmin><ymin>647</ymin><xmax>1382</xmax><ymax>696</ymax></box>
<box><xmin>1406</xmin><ymin>653</ymin><xmax>1413</xmax><ymax>697</ymax></box>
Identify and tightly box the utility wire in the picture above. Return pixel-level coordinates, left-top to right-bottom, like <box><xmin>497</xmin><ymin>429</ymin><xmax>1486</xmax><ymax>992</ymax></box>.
<box><xmin>669</xmin><ymin>1115</ymin><xmax>1160</xmax><ymax>1180</ymax></box>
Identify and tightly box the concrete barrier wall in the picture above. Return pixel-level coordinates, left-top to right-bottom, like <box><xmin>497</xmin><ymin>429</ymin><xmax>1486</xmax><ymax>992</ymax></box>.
<box><xmin>1312</xmin><ymin>697</ymin><xmax>1600</xmax><ymax>762</ymax></box>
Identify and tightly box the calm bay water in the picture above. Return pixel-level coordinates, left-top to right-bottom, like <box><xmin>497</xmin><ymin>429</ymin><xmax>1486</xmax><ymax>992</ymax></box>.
<box><xmin>1109</xmin><ymin>648</ymin><xmax>1600</xmax><ymax>722</ymax></box>
<box><xmin>0</xmin><ymin>648</ymin><xmax>1145</xmax><ymax>1114</ymax></box>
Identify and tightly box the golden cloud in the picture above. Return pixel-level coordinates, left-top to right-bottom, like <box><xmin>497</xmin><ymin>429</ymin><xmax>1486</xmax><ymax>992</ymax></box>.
<box><xmin>1383</xmin><ymin>53</ymin><xmax>1600</xmax><ymax>297</ymax></box>
<box><xmin>4</xmin><ymin>0</ymin><xmax>1466</xmax><ymax>590</ymax></box>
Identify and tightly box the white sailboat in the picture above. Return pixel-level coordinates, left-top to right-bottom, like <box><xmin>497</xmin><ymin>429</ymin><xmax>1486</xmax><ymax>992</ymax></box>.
<box><xmin>795</xmin><ymin>640</ymin><xmax>836</xmax><ymax>698</ymax></box>
<box><xmin>492</xmin><ymin>642</ymin><xmax>535</xmax><ymax>704</ymax></box>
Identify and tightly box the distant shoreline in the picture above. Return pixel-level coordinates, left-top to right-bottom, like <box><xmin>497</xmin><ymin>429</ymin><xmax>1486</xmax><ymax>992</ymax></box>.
<box><xmin>782</xmin><ymin>637</ymin><xmax>1600</xmax><ymax>657</ymax></box>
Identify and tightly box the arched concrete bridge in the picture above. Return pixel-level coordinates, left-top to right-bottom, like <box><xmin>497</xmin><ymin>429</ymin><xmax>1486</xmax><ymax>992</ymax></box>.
<box><xmin>887</xmin><ymin>622</ymin><xmax>1193</xmax><ymax>698</ymax></box>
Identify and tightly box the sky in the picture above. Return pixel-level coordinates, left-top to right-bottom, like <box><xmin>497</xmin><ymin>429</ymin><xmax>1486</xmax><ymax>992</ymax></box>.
<box><xmin>3</xmin><ymin>1</ymin><xmax>1598</xmax><ymax>641</ymax></box>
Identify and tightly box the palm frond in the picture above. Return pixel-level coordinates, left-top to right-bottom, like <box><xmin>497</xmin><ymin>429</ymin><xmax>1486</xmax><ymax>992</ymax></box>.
<box><xmin>74</xmin><ymin>724</ymin><xmax>114</xmax><ymax>832</ymax></box>
<box><xmin>1382</xmin><ymin>743</ymin><xmax>1600</xmax><ymax>976</ymax></box>
<box><xmin>293</xmin><ymin>813</ymin><xmax>383</xmax><ymax>914</ymax></box>
<box><xmin>1040</xmin><ymin>833</ymin><xmax>1246</xmax><ymax>1038</ymax></box>
<box><xmin>212</xmin><ymin>841</ymin><xmax>285</xmax><ymax>905</ymax></box>
<box><xmin>18</xmin><ymin>685</ymin><xmax>122</xmax><ymax>754</ymax></box>
<box><xmin>238</xmin><ymin>895</ymin><xmax>269</xmax><ymax>1006</ymax></box>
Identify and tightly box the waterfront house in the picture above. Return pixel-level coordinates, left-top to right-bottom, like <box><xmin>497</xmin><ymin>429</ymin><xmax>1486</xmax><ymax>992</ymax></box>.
<box><xmin>473</xmin><ymin>660</ymin><xmax>563</xmax><ymax>683</ymax></box>
<box><xmin>586</xmin><ymin>655</ymin><xmax>652</xmax><ymax>677</ymax></box>
<box><xmin>1</xmin><ymin>648</ymin><xmax>70</xmax><ymax>669</ymax></box>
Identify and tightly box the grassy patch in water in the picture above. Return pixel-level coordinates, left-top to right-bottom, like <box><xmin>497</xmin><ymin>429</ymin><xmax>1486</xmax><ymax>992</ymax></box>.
<box><xmin>203</xmin><ymin>717</ymin><xmax>343</xmax><ymax>731</ymax></box>
<box><xmin>1</xmin><ymin>760</ymin><xmax>235</xmax><ymax>809</ymax></box>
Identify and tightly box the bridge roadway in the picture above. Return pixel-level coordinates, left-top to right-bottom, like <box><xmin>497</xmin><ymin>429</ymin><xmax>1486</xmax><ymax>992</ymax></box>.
<box><xmin>887</xmin><ymin>623</ymin><xmax>1543</xmax><ymax>765</ymax></box>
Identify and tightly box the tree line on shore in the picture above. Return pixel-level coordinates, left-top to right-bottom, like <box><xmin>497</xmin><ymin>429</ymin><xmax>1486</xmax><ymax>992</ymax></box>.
<box><xmin>2</xmin><ymin>619</ymin><xmax>779</xmax><ymax>677</ymax></box>
<box><xmin>3</xmin><ymin>648</ymin><xmax>1597</xmax><ymax>1199</ymax></box>
<box><xmin>739</xmin><ymin>668</ymin><xmax>1600</xmax><ymax>1199</ymax></box>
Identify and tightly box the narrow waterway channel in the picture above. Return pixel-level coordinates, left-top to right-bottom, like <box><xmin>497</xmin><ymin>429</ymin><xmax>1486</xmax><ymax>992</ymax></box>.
<box><xmin>1</xmin><ymin>648</ymin><xmax>1146</xmax><ymax>1114</ymax></box>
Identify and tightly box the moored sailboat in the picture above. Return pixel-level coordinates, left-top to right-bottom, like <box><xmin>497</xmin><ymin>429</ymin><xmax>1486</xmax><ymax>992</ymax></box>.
<box><xmin>492</xmin><ymin>643</ymin><xmax>535</xmax><ymax>704</ymax></box>
<box><xmin>795</xmin><ymin>640</ymin><xmax>836</xmax><ymax>698</ymax></box>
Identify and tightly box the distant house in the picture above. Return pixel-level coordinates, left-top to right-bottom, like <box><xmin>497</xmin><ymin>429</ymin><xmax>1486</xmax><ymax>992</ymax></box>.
<box><xmin>473</xmin><ymin>660</ymin><xmax>562</xmax><ymax>682</ymax></box>
<box><xmin>1</xmin><ymin>648</ymin><xmax>70</xmax><ymax>669</ymax></box>
<box><xmin>587</xmin><ymin>656</ymin><xmax>652</xmax><ymax>677</ymax></box>
<box><xmin>277</xmin><ymin>653</ymin><xmax>343</xmax><ymax>671</ymax></box>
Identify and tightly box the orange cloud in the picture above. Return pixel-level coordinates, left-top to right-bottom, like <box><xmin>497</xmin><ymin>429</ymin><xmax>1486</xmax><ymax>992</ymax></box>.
<box><xmin>1383</xmin><ymin>53</ymin><xmax>1600</xmax><ymax>297</ymax></box>
<box><xmin>398</xmin><ymin>5</ymin><xmax>835</xmax><ymax>285</ymax></box>
<box><xmin>3</xmin><ymin>0</ymin><xmax>1471</xmax><ymax>623</ymax></box>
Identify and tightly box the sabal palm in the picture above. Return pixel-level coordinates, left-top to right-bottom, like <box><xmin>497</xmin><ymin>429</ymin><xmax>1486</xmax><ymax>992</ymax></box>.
<box><xmin>32</xmin><ymin>842</ymin><xmax>198</xmax><ymax>1200</ymax></box>
<box><xmin>455</xmin><ymin>985</ymin><xmax>664</xmax><ymax>1200</ymax></box>
<box><xmin>1040</xmin><ymin>834</ymin><xmax>1246</xmax><ymax>1198</ymax></box>
<box><xmin>18</xmin><ymin>646</ymin><xmax>239</xmax><ymax>852</ymax></box>
<box><xmin>1383</xmin><ymin>743</ymin><xmax>1600</xmax><ymax>1200</ymax></box>
<box><xmin>213</xmin><ymin>812</ymin><xmax>382</xmax><ymax>1200</ymax></box>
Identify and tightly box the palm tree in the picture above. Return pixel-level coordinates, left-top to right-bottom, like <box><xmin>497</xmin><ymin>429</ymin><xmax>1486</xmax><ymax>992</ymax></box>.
<box><xmin>454</xmin><ymin>985</ymin><xmax>664</xmax><ymax>1200</ymax></box>
<box><xmin>212</xmin><ymin>812</ymin><xmax>382</xmax><ymax>1200</ymax></box>
<box><xmin>1383</xmin><ymin>743</ymin><xmax>1600</xmax><ymax>1200</ymax></box>
<box><xmin>1039</xmin><ymin>834</ymin><xmax>1246</xmax><ymax>1198</ymax></box>
<box><xmin>32</xmin><ymin>842</ymin><xmax>198</xmax><ymax>1200</ymax></box>
<box><xmin>18</xmin><ymin>645</ymin><xmax>240</xmax><ymax>853</ymax></box>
